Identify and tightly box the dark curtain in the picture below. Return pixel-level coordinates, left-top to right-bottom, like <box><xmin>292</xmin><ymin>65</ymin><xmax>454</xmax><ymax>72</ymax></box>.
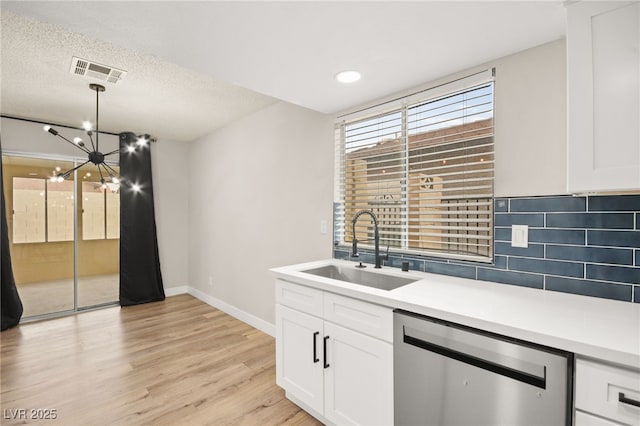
<box><xmin>119</xmin><ymin>132</ymin><xmax>165</xmax><ymax>306</ymax></box>
<box><xmin>1</xmin><ymin>139</ymin><xmax>23</xmax><ymax>330</ymax></box>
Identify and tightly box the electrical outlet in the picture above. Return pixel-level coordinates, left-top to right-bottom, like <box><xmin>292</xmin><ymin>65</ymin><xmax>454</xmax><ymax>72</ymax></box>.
<box><xmin>511</xmin><ymin>225</ymin><xmax>529</xmax><ymax>248</ymax></box>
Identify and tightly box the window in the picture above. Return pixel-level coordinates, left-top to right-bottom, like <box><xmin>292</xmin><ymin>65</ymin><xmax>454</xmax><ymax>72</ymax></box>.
<box><xmin>81</xmin><ymin>180</ymin><xmax>120</xmax><ymax>240</ymax></box>
<box><xmin>12</xmin><ymin>177</ymin><xmax>74</xmax><ymax>243</ymax></box>
<box><xmin>335</xmin><ymin>71</ymin><xmax>494</xmax><ymax>261</ymax></box>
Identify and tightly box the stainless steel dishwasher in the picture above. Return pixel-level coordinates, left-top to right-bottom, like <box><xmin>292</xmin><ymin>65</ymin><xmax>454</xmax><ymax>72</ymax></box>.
<box><xmin>394</xmin><ymin>309</ymin><xmax>573</xmax><ymax>426</ymax></box>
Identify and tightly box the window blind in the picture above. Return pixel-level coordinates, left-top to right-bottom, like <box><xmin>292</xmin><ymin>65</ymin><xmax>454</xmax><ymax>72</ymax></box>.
<box><xmin>335</xmin><ymin>74</ymin><xmax>494</xmax><ymax>261</ymax></box>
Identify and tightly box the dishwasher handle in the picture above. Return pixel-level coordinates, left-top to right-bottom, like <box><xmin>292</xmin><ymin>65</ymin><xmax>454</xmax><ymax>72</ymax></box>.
<box><xmin>403</xmin><ymin>331</ymin><xmax>547</xmax><ymax>389</ymax></box>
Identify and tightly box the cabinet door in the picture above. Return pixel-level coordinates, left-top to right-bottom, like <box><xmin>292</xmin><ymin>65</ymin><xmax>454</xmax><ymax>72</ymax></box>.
<box><xmin>275</xmin><ymin>304</ymin><xmax>324</xmax><ymax>414</ymax></box>
<box><xmin>323</xmin><ymin>322</ymin><xmax>393</xmax><ymax>426</ymax></box>
<box><xmin>567</xmin><ymin>1</ymin><xmax>640</xmax><ymax>192</ymax></box>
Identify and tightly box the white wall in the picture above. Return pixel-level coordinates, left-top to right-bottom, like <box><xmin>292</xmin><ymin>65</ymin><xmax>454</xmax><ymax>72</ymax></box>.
<box><xmin>0</xmin><ymin>116</ymin><xmax>189</xmax><ymax>290</ymax></box>
<box><xmin>493</xmin><ymin>39</ymin><xmax>566</xmax><ymax>197</ymax></box>
<box><xmin>188</xmin><ymin>101</ymin><xmax>334</xmax><ymax>325</ymax></box>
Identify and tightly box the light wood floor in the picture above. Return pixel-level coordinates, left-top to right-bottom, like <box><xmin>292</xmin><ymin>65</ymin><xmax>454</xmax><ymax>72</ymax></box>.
<box><xmin>0</xmin><ymin>294</ymin><xmax>322</xmax><ymax>426</ymax></box>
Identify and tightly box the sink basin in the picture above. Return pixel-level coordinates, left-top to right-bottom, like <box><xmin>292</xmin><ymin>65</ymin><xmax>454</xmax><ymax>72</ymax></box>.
<box><xmin>301</xmin><ymin>264</ymin><xmax>418</xmax><ymax>291</ymax></box>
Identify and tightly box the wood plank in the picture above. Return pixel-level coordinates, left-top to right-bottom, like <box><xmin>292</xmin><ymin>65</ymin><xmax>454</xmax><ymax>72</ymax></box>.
<box><xmin>0</xmin><ymin>294</ymin><xmax>322</xmax><ymax>425</ymax></box>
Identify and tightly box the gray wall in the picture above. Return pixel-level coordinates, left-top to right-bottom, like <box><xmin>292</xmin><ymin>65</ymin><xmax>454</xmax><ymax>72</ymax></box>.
<box><xmin>188</xmin><ymin>101</ymin><xmax>334</xmax><ymax>325</ymax></box>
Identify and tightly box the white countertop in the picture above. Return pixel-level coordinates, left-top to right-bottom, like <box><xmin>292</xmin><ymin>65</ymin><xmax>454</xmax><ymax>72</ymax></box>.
<box><xmin>270</xmin><ymin>258</ymin><xmax>640</xmax><ymax>369</ymax></box>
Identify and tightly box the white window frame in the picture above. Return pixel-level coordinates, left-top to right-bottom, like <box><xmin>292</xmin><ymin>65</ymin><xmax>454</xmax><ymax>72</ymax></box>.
<box><xmin>334</xmin><ymin>70</ymin><xmax>495</xmax><ymax>263</ymax></box>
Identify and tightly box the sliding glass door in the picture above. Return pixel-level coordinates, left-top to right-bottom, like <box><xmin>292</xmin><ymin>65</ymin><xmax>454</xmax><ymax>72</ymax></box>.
<box><xmin>77</xmin><ymin>164</ymin><xmax>120</xmax><ymax>308</ymax></box>
<box><xmin>2</xmin><ymin>154</ymin><xmax>119</xmax><ymax>318</ymax></box>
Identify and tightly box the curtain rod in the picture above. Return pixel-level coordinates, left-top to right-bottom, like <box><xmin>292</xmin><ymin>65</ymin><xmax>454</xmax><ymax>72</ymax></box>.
<box><xmin>1</xmin><ymin>114</ymin><xmax>157</xmax><ymax>142</ymax></box>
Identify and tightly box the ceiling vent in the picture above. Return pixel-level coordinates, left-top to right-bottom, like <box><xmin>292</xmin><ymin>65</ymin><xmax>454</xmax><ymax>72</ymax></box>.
<box><xmin>69</xmin><ymin>57</ymin><xmax>127</xmax><ymax>84</ymax></box>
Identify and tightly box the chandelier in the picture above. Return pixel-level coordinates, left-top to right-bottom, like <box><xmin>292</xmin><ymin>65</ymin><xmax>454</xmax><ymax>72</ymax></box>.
<box><xmin>42</xmin><ymin>83</ymin><xmax>147</xmax><ymax>191</ymax></box>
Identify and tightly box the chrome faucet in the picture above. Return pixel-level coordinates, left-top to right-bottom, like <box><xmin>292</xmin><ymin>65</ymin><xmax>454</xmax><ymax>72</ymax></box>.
<box><xmin>351</xmin><ymin>209</ymin><xmax>387</xmax><ymax>268</ymax></box>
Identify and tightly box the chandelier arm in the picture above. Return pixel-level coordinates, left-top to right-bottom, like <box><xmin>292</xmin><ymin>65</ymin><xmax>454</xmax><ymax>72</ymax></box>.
<box><xmin>63</xmin><ymin>159</ymin><xmax>92</xmax><ymax>177</ymax></box>
<box><xmin>102</xmin><ymin>162</ymin><xmax>120</xmax><ymax>178</ymax></box>
<box><xmin>97</xmin><ymin>164</ymin><xmax>106</xmax><ymax>183</ymax></box>
<box><xmin>103</xmin><ymin>148</ymin><xmax>121</xmax><ymax>156</ymax></box>
<box><xmin>55</xmin><ymin>134</ymin><xmax>92</xmax><ymax>154</ymax></box>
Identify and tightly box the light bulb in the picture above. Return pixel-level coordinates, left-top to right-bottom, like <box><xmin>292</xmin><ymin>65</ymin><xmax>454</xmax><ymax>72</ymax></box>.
<box><xmin>132</xmin><ymin>184</ymin><xmax>141</xmax><ymax>192</ymax></box>
<box><xmin>56</xmin><ymin>176</ymin><xmax>64</xmax><ymax>183</ymax></box>
<box><xmin>73</xmin><ymin>137</ymin><xmax>82</xmax><ymax>145</ymax></box>
<box><xmin>136</xmin><ymin>136</ymin><xmax>148</xmax><ymax>146</ymax></box>
<box><xmin>55</xmin><ymin>166</ymin><xmax>61</xmax><ymax>172</ymax></box>
<box><xmin>112</xmin><ymin>177</ymin><xmax>119</xmax><ymax>184</ymax></box>
<box><xmin>43</xmin><ymin>125</ymin><xmax>51</xmax><ymax>132</ymax></box>
<box><xmin>82</xmin><ymin>121</ymin><xmax>92</xmax><ymax>131</ymax></box>
<box><xmin>127</xmin><ymin>145</ymin><xmax>136</xmax><ymax>153</ymax></box>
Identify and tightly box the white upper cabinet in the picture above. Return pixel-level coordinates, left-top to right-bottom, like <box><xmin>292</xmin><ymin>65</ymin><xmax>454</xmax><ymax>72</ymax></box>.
<box><xmin>567</xmin><ymin>1</ymin><xmax>640</xmax><ymax>193</ymax></box>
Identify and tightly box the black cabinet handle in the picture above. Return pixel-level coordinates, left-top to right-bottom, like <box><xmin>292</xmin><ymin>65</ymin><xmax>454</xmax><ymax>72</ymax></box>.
<box><xmin>323</xmin><ymin>336</ymin><xmax>330</xmax><ymax>368</ymax></box>
<box><xmin>312</xmin><ymin>331</ymin><xmax>319</xmax><ymax>363</ymax></box>
<box><xmin>619</xmin><ymin>392</ymin><xmax>640</xmax><ymax>408</ymax></box>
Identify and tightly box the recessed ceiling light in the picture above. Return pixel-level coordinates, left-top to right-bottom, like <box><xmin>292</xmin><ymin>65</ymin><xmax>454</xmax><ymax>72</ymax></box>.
<box><xmin>335</xmin><ymin>70</ymin><xmax>361</xmax><ymax>84</ymax></box>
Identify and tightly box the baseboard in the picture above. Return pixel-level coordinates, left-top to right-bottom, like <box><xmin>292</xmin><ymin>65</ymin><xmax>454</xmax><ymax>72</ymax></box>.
<box><xmin>164</xmin><ymin>286</ymin><xmax>188</xmax><ymax>297</ymax></box>
<box><xmin>188</xmin><ymin>287</ymin><xmax>276</xmax><ymax>337</ymax></box>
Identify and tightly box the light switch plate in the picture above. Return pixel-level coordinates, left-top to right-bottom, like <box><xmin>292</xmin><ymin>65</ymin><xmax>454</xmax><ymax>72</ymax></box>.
<box><xmin>511</xmin><ymin>224</ymin><xmax>529</xmax><ymax>248</ymax></box>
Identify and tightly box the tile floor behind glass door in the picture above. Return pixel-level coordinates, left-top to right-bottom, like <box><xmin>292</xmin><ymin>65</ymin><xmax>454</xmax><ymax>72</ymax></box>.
<box><xmin>17</xmin><ymin>274</ymin><xmax>119</xmax><ymax>318</ymax></box>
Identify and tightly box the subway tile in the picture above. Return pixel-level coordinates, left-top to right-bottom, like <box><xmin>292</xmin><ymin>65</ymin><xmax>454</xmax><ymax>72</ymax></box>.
<box><xmin>546</xmin><ymin>244</ymin><xmax>633</xmax><ymax>265</ymax></box>
<box><xmin>509</xmin><ymin>257</ymin><xmax>584</xmax><ymax>278</ymax></box>
<box><xmin>494</xmin><ymin>213</ymin><xmax>544</xmax><ymax>227</ymax></box>
<box><xmin>495</xmin><ymin>241</ymin><xmax>544</xmax><ymax>258</ymax></box>
<box><xmin>546</xmin><ymin>213</ymin><xmax>634</xmax><ymax>229</ymax></box>
<box><xmin>586</xmin><ymin>264</ymin><xmax>640</xmax><ymax>284</ymax></box>
<box><xmin>635</xmin><ymin>286</ymin><xmax>640</xmax><ymax>303</ymax></box>
<box><xmin>588</xmin><ymin>194</ymin><xmax>640</xmax><ymax>212</ymax></box>
<box><xmin>528</xmin><ymin>229</ymin><xmax>585</xmax><ymax>245</ymax></box>
<box><xmin>510</xmin><ymin>196</ymin><xmax>586</xmax><ymax>213</ymax></box>
<box><xmin>546</xmin><ymin>276</ymin><xmax>632</xmax><ymax>302</ymax></box>
<box><xmin>334</xmin><ymin>249</ymin><xmax>350</xmax><ymax>260</ymax></box>
<box><xmin>636</xmin><ymin>249</ymin><xmax>640</xmax><ymax>266</ymax></box>
<box><xmin>477</xmin><ymin>268</ymin><xmax>543</xmax><ymax>289</ymax></box>
<box><xmin>587</xmin><ymin>230</ymin><xmax>640</xmax><ymax>248</ymax></box>
<box><xmin>496</xmin><ymin>227</ymin><xmax>586</xmax><ymax>245</ymax></box>
<box><xmin>494</xmin><ymin>198</ymin><xmax>509</xmax><ymax>212</ymax></box>
<box><xmin>494</xmin><ymin>227</ymin><xmax>511</xmax><ymax>242</ymax></box>
<box><xmin>493</xmin><ymin>255</ymin><xmax>507</xmax><ymax>269</ymax></box>
<box><xmin>387</xmin><ymin>255</ymin><xmax>424</xmax><ymax>272</ymax></box>
<box><xmin>424</xmin><ymin>261</ymin><xmax>477</xmax><ymax>279</ymax></box>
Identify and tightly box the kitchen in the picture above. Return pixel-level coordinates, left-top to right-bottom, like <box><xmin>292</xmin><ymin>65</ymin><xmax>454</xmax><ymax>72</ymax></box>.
<box><xmin>1</xmin><ymin>1</ymin><xmax>639</xmax><ymax>425</ymax></box>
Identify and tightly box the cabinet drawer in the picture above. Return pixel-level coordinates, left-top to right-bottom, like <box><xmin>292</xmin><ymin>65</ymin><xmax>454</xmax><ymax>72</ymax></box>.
<box><xmin>275</xmin><ymin>279</ymin><xmax>323</xmax><ymax>317</ymax></box>
<box><xmin>575</xmin><ymin>358</ymin><xmax>640</xmax><ymax>426</ymax></box>
<box><xmin>575</xmin><ymin>410</ymin><xmax>624</xmax><ymax>426</ymax></box>
<box><xmin>323</xmin><ymin>292</ymin><xmax>393</xmax><ymax>343</ymax></box>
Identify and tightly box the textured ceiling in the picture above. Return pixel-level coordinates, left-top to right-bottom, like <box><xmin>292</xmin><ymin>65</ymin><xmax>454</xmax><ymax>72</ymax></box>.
<box><xmin>1</xmin><ymin>1</ymin><xmax>567</xmax><ymax>143</ymax></box>
<box><xmin>0</xmin><ymin>10</ymin><xmax>277</xmax><ymax>142</ymax></box>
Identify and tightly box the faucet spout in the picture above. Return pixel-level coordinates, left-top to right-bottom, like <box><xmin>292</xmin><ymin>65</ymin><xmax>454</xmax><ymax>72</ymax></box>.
<box><xmin>351</xmin><ymin>209</ymin><xmax>382</xmax><ymax>268</ymax></box>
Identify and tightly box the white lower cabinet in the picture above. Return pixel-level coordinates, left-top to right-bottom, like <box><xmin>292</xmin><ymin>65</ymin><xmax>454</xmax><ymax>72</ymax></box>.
<box><xmin>275</xmin><ymin>280</ymin><xmax>393</xmax><ymax>426</ymax></box>
<box><xmin>574</xmin><ymin>358</ymin><xmax>640</xmax><ymax>426</ymax></box>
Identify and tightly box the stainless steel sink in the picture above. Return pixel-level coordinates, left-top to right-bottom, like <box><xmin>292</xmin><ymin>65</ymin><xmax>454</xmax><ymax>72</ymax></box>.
<box><xmin>301</xmin><ymin>264</ymin><xmax>418</xmax><ymax>291</ymax></box>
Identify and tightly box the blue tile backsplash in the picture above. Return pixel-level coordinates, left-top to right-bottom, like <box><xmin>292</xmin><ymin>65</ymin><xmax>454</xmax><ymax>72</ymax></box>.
<box><xmin>334</xmin><ymin>194</ymin><xmax>640</xmax><ymax>303</ymax></box>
